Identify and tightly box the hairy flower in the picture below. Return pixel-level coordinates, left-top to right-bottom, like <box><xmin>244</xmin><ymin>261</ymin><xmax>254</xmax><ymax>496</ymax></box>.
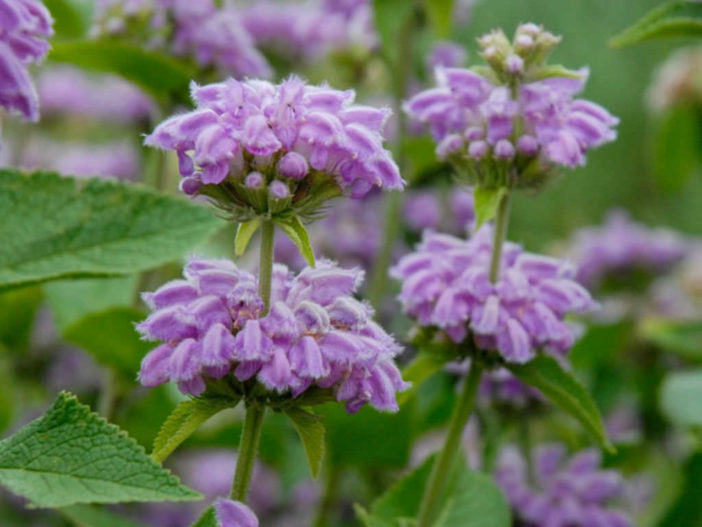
<box><xmin>495</xmin><ymin>444</ymin><xmax>632</xmax><ymax>527</ymax></box>
<box><xmin>145</xmin><ymin>76</ymin><xmax>402</xmax><ymax>217</ymax></box>
<box><xmin>214</xmin><ymin>499</ymin><xmax>258</xmax><ymax>527</ymax></box>
<box><xmin>37</xmin><ymin>67</ymin><xmax>154</xmax><ymax>123</ymax></box>
<box><xmin>391</xmin><ymin>227</ymin><xmax>596</xmax><ymax>362</ymax></box>
<box><xmin>137</xmin><ymin>258</ymin><xmax>407</xmax><ymax>412</ymax></box>
<box><xmin>0</xmin><ymin>0</ymin><xmax>53</xmax><ymax>122</ymax></box>
<box><xmin>569</xmin><ymin>210</ymin><xmax>688</xmax><ymax>290</ymax></box>
<box><xmin>404</xmin><ymin>23</ymin><xmax>618</xmax><ymax>190</ymax></box>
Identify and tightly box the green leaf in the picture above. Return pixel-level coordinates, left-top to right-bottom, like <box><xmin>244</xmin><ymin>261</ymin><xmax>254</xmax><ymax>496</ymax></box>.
<box><xmin>660</xmin><ymin>452</ymin><xmax>702</xmax><ymax>526</ymax></box>
<box><xmin>234</xmin><ymin>218</ymin><xmax>262</xmax><ymax>257</ymax></box>
<box><xmin>60</xmin><ymin>505</ymin><xmax>145</xmax><ymax>527</ymax></box>
<box><xmin>0</xmin><ymin>170</ymin><xmax>223</xmax><ymax>290</ymax></box>
<box><xmin>397</xmin><ymin>347</ymin><xmax>455</xmax><ymax>406</ymax></box>
<box><xmin>43</xmin><ymin>0</ymin><xmax>90</xmax><ymax>39</ymax></box>
<box><xmin>507</xmin><ymin>355</ymin><xmax>614</xmax><ymax>452</ymax></box>
<box><xmin>285</xmin><ymin>407</ymin><xmax>326</xmax><ymax>479</ymax></box>
<box><xmin>361</xmin><ymin>454</ymin><xmax>510</xmax><ymax>527</ymax></box>
<box><xmin>653</xmin><ymin>105</ymin><xmax>702</xmax><ymax>192</ymax></box>
<box><xmin>473</xmin><ymin>186</ymin><xmax>507</xmax><ymax>232</ymax></box>
<box><xmin>0</xmin><ymin>392</ymin><xmax>201</xmax><ymax>507</ymax></box>
<box><xmin>63</xmin><ymin>307</ymin><xmax>150</xmax><ymax>379</ymax></box>
<box><xmin>44</xmin><ymin>276</ymin><xmax>137</xmax><ymax>332</ymax></box>
<box><xmin>276</xmin><ymin>215</ymin><xmax>315</xmax><ymax>267</ymax></box>
<box><xmin>152</xmin><ymin>397</ymin><xmax>235</xmax><ymax>463</ymax></box>
<box><xmin>641</xmin><ymin>319</ymin><xmax>702</xmax><ymax>361</ymax></box>
<box><xmin>425</xmin><ymin>0</ymin><xmax>455</xmax><ymax>38</ymax></box>
<box><xmin>660</xmin><ymin>369</ymin><xmax>702</xmax><ymax>427</ymax></box>
<box><xmin>372</xmin><ymin>0</ymin><xmax>415</xmax><ymax>66</ymax></box>
<box><xmin>0</xmin><ymin>359</ymin><xmax>15</xmax><ymax>434</ymax></box>
<box><xmin>610</xmin><ymin>1</ymin><xmax>702</xmax><ymax>47</ymax></box>
<box><xmin>191</xmin><ymin>507</ymin><xmax>217</xmax><ymax>527</ymax></box>
<box><xmin>0</xmin><ymin>286</ymin><xmax>42</xmax><ymax>350</ymax></box>
<box><xmin>527</xmin><ymin>64</ymin><xmax>588</xmax><ymax>81</ymax></box>
<box><xmin>49</xmin><ymin>41</ymin><xmax>196</xmax><ymax>104</ymax></box>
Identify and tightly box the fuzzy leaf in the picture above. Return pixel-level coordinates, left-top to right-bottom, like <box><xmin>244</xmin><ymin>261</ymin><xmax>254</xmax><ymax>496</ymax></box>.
<box><xmin>286</xmin><ymin>407</ymin><xmax>326</xmax><ymax>479</ymax></box>
<box><xmin>0</xmin><ymin>170</ymin><xmax>223</xmax><ymax>290</ymax></box>
<box><xmin>276</xmin><ymin>216</ymin><xmax>315</xmax><ymax>267</ymax></box>
<box><xmin>49</xmin><ymin>41</ymin><xmax>195</xmax><ymax>104</ymax></box>
<box><xmin>473</xmin><ymin>186</ymin><xmax>507</xmax><ymax>232</ymax></box>
<box><xmin>152</xmin><ymin>397</ymin><xmax>235</xmax><ymax>463</ymax></box>
<box><xmin>63</xmin><ymin>307</ymin><xmax>150</xmax><ymax>379</ymax></box>
<box><xmin>661</xmin><ymin>369</ymin><xmax>702</xmax><ymax>428</ymax></box>
<box><xmin>60</xmin><ymin>505</ymin><xmax>145</xmax><ymax>527</ymax></box>
<box><xmin>507</xmin><ymin>355</ymin><xmax>614</xmax><ymax>452</ymax></box>
<box><xmin>234</xmin><ymin>219</ymin><xmax>262</xmax><ymax>257</ymax></box>
<box><xmin>610</xmin><ymin>1</ymin><xmax>702</xmax><ymax>47</ymax></box>
<box><xmin>0</xmin><ymin>392</ymin><xmax>201</xmax><ymax>507</ymax></box>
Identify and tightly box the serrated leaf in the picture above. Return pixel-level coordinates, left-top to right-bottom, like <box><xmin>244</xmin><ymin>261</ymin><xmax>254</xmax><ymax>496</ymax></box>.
<box><xmin>473</xmin><ymin>186</ymin><xmax>507</xmax><ymax>232</ymax></box>
<box><xmin>152</xmin><ymin>397</ymin><xmax>235</xmax><ymax>463</ymax></box>
<box><xmin>63</xmin><ymin>307</ymin><xmax>150</xmax><ymax>379</ymax></box>
<box><xmin>660</xmin><ymin>369</ymin><xmax>702</xmax><ymax>427</ymax></box>
<box><xmin>0</xmin><ymin>392</ymin><xmax>201</xmax><ymax>507</ymax></box>
<box><xmin>425</xmin><ymin>0</ymin><xmax>455</xmax><ymax>38</ymax></box>
<box><xmin>360</xmin><ymin>454</ymin><xmax>510</xmax><ymax>527</ymax></box>
<box><xmin>44</xmin><ymin>276</ymin><xmax>137</xmax><ymax>332</ymax></box>
<box><xmin>610</xmin><ymin>0</ymin><xmax>702</xmax><ymax>47</ymax></box>
<box><xmin>60</xmin><ymin>505</ymin><xmax>145</xmax><ymax>527</ymax></box>
<box><xmin>507</xmin><ymin>355</ymin><xmax>614</xmax><ymax>452</ymax></box>
<box><xmin>641</xmin><ymin>319</ymin><xmax>702</xmax><ymax>361</ymax></box>
<box><xmin>653</xmin><ymin>105</ymin><xmax>702</xmax><ymax>192</ymax></box>
<box><xmin>0</xmin><ymin>170</ymin><xmax>224</xmax><ymax>290</ymax></box>
<box><xmin>397</xmin><ymin>347</ymin><xmax>455</xmax><ymax>405</ymax></box>
<box><xmin>276</xmin><ymin>215</ymin><xmax>315</xmax><ymax>267</ymax></box>
<box><xmin>49</xmin><ymin>41</ymin><xmax>195</xmax><ymax>104</ymax></box>
<box><xmin>234</xmin><ymin>218</ymin><xmax>262</xmax><ymax>257</ymax></box>
<box><xmin>191</xmin><ymin>507</ymin><xmax>217</xmax><ymax>527</ymax></box>
<box><xmin>285</xmin><ymin>407</ymin><xmax>325</xmax><ymax>479</ymax></box>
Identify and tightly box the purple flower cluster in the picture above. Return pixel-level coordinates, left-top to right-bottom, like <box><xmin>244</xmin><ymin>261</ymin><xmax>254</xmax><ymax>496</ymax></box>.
<box><xmin>495</xmin><ymin>444</ymin><xmax>631</xmax><ymax>527</ymax></box>
<box><xmin>391</xmin><ymin>227</ymin><xmax>596</xmax><ymax>362</ymax></box>
<box><xmin>146</xmin><ymin>76</ymin><xmax>402</xmax><ymax>209</ymax></box>
<box><xmin>570</xmin><ymin>210</ymin><xmax>688</xmax><ymax>290</ymax></box>
<box><xmin>214</xmin><ymin>499</ymin><xmax>258</xmax><ymax>527</ymax></box>
<box><xmin>0</xmin><ymin>0</ymin><xmax>53</xmax><ymax>122</ymax></box>
<box><xmin>37</xmin><ymin>67</ymin><xmax>154</xmax><ymax>123</ymax></box>
<box><xmin>137</xmin><ymin>258</ymin><xmax>407</xmax><ymax>412</ymax></box>
<box><xmin>404</xmin><ymin>24</ymin><xmax>618</xmax><ymax>188</ymax></box>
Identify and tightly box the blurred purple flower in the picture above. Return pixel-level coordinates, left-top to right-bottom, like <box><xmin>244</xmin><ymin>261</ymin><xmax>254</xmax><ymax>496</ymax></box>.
<box><xmin>215</xmin><ymin>499</ymin><xmax>258</xmax><ymax>527</ymax></box>
<box><xmin>495</xmin><ymin>444</ymin><xmax>632</xmax><ymax>527</ymax></box>
<box><xmin>391</xmin><ymin>226</ymin><xmax>596</xmax><ymax>362</ymax></box>
<box><xmin>426</xmin><ymin>41</ymin><xmax>467</xmax><ymax>71</ymax></box>
<box><xmin>146</xmin><ymin>76</ymin><xmax>402</xmax><ymax>203</ymax></box>
<box><xmin>0</xmin><ymin>0</ymin><xmax>53</xmax><ymax>122</ymax></box>
<box><xmin>137</xmin><ymin>257</ymin><xmax>408</xmax><ymax>412</ymax></box>
<box><xmin>37</xmin><ymin>66</ymin><xmax>154</xmax><ymax>123</ymax></box>
<box><xmin>569</xmin><ymin>210</ymin><xmax>688</xmax><ymax>290</ymax></box>
<box><xmin>404</xmin><ymin>188</ymin><xmax>475</xmax><ymax>234</ymax></box>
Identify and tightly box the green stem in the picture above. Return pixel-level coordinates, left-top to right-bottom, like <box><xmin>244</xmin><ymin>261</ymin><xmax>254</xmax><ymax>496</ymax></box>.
<box><xmin>417</xmin><ymin>361</ymin><xmax>484</xmax><ymax>527</ymax></box>
<box><xmin>258</xmin><ymin>220</ymin><xmax>275</xmax><ymax>315</ymax></box>
<box><xmin>312</xmin><ymin>465</ymin><xmax>340</xmax><ymax>527</ymax></box>
<box><xmin>97</xmin><ymin>369</ymin><xmax>116</xmax><ymax>420</ymax></box>
<box><xmin>230</xmin><ymin>404</ymin><xmax>266</xmax><ymax>501</ymax></box>
<box><xmin>489</xmin><ymin>191</ymin><xmax>511</xmax><ymax>283</ymax></box>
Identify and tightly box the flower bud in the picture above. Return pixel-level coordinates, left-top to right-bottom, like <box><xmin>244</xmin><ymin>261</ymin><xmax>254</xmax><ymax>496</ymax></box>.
<box><xmin>269</xmin><ymin>180</ymin><xmax>290</xmax><ymax>200</ymax></box>
<box><xmin>277</xmin><ymin>151</ymin><xmax>309</xmax><ymax>180</ymax></box>
<box><xmin>244</xmin><ymin>171</ymin><xmax>264</xmax><ymax>189</ymax></box>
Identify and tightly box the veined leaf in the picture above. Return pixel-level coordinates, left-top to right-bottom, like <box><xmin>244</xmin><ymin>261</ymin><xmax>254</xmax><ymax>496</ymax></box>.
<box><xmin>49</xmin><ymin>41</ymin><xmax>195</xmax><ymax>104</ymax></box>
<box><xmin>152</xmin><ymin>397</ymin><xmax>236</xmax><ymax>463</ymax></box>
<box><xmin>0</xmin><ymin>170</ymin><xmax>223</xmax><ymax>290</ymax></box>
<box><xmin>610</xmin><ymin>1</ymin><xmax>702</xmax><ymax>47</ymax></box>
<box><xmin>660</xmin><ymin>369</ymin><xmax>702</xmax><ymax>427</ymax></box>
<box><xmin>507</xmin><ymin>355</ymin><xmax>614</xmax><ymax>452</ymax></box>
<box><xmin>473</xmin><ymin>186</ymin><xmax>507</xmax><ymax>232</ymax></box>
<box><xmin>235</xmin><ymin>219</ymin><xmax>262</xmax><ymax>257</ymax></box>
<box><xmin>285</xmin><ymin>407</ymin><xmax>325</xmax><ymax>479</ymax></box>
<box><xmin>0</xmin><ymin>392</ymin><xmax>201</xmax><ymax>507</ymax></box>
<box><xmin>276</xmin><ymin>215</ymin><xmax>315</xmax><ymax>267</ymax></box>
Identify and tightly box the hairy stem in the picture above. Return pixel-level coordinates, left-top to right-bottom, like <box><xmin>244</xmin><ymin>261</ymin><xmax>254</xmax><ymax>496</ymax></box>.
<box><xmin>489</xmin><ymin>191</ymin><xmax>511</xmax><ymax>283</ymax></box>
<box><xmin>230</xmin><ymin>404</ymin><xmax>266</xmax><ymax>501</ymax></box>
<box><xmin>417</xmin><ymin>361</ymin><xmax>484</xmax><ymax>526</ymax></box>
<box><xmin>258</xmin><ymin>220</ymin><xmax>275</xmax><ymax>315</ymax></box>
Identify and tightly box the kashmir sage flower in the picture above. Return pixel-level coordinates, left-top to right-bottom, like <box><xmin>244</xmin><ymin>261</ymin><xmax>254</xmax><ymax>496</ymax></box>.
<box><xmin>495</xmin><ymin>444</ymin><xmax>632</xmax><ymax>527</ymax></box>
<box><xmin>404</xmin><ymin>23</ymin><xmax>618</xmax><ymax>191</ymax></box>
<box><xmin>137</xmin><ymin>257</ymin><xmax>408</xmax><ymax>412</ymax></box>
<box><xmin>391</xmin><ymin>226</ymin><xmax>596</xmax><ymax>363</ymax></box>
<box><xmin>145</xmin><ymin>76</ymin><xmax>403</xmax><ymax>219</ymax></box>
<box><xmin>0</xmin><ymin>0</ymin><xmax>53</xmax><ymax>123</ymax></box>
